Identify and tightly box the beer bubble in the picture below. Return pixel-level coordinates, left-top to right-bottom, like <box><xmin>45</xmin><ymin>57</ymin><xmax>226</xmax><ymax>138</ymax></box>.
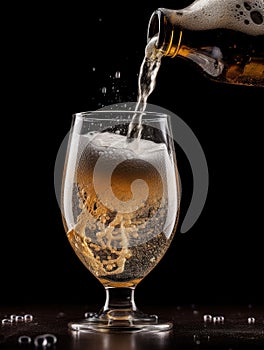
<box><xmin>250</xmin><ymin>10</ymin><xmax>263</xmax><ymax>24</ymax></box>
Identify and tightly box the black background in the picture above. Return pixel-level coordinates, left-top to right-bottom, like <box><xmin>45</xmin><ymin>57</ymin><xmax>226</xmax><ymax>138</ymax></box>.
<box><xmin>2</xmin><ymin>1</ymin><xmax>263</xmax><ymax>309</ymax></box>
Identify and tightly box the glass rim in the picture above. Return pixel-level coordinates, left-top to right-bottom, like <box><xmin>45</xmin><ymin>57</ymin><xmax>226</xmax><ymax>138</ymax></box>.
<box><xmin>73</xmin><ymin>110</ymin><xmax>170</xmax><ymax>122</ymax></box>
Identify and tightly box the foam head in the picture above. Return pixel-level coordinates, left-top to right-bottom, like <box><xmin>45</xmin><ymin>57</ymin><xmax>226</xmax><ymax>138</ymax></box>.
<box><xmin>164</xmin><ymin>0</ymin><xmax>264</xmax><ymax>36</ymax></box>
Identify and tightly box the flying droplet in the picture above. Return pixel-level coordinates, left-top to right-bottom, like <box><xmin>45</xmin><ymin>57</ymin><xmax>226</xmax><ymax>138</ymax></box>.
<box><xmin>102</xmin><ymin>87</ymin><xmax>107</xmax><ymax>94</ymax></box>
<box><xmin>115</xmin><ymin>71</ymin><xmax>121</xmax><ymax>79</ymax></box>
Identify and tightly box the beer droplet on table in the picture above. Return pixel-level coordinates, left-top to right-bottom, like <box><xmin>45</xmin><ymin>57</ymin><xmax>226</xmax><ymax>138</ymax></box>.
<box><xmin>213</xmin><ymin>316</ymin><xmax>225</xmax><ymax>324</ymax></box>
<box><xmin>15</xmin><ymin>315</ymin><xmax>24</xmax><ymax>322</ymax></box>
<box><xmin>203</xmin><ymin>314</ymin><xmax>212</xmax><ymax>323</ymax></box>
<box><xmin>34</xmin><ymin>335</ymin><xmax>48</xmax><ymax>347</ymax></box>
<box><xmin>1</xmin><ymin>319</ymin><xmax>12</xmax><ymax>325</ymax></box>
<box><xmin>42</xmin><ymin>334</ymin><xmax>57</xmax><ymax>346</ymax></box>
<box><xmin>24</xmin><ymin>314</ymin><xmax>33</xmax><ymax>322</ymax></box>
<box><xmin>18</xmin><ymin>336</ymin><xmax>31</xmax><ymax>344</ymax></box>
<box><xmin>247</xmin><ymin>317</ymin><xmax>256</xmax><ymax>324</ymax></box>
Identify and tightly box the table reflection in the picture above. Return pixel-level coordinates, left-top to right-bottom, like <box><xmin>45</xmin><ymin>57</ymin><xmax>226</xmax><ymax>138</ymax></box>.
<box><xmin>70</xmin><ymin>328</ymin><xmax>173</xmax><ymax>350</ymax></box>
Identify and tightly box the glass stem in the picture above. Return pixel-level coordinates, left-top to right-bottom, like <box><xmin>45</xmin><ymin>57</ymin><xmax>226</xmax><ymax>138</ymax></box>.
<box><xmin>102</xmin><ymin>287</ymin><xmax>137</xmax><ymax>313</ymax></box>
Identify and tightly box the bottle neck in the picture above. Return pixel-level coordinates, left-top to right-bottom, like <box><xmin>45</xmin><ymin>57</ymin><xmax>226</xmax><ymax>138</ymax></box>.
<box><xmin>147</xmin><ymin>9</ymin><xmax>225</xmax><ymax>79</ymax></box>
<box><xmin>147</xmin><ymin>9</ymin><xmax>183</xmax><ymax>58</ymax></box>
<box><xmin>147</xmin><ymin>8</ymin><xmax>264</xmax><ymax>87</ymax></box>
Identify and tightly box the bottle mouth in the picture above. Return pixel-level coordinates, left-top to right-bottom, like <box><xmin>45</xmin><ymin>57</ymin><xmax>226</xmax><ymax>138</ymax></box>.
<box><xmin>147</xmin><ymin>10</ymin><xmax>166</xmax><ymax>49</ymax></box>
<box><xmin>147</xmin><ymin>9</ymin><xmax>182</xmax><ymax>57</ymax></box>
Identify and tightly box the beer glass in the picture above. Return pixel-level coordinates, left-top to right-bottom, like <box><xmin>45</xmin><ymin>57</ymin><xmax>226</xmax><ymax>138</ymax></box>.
<box><xmin>60</xmin><ymin>109</ymin><xmax>180</xmax><ymax>332</ymax></box>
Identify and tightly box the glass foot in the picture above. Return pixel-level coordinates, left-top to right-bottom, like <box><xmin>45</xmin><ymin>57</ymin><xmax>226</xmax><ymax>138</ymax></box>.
<box><xmin>69</xmin><ymin>287</ymin><xmax>173</xmax><ymax>333</ymax></box>
<box><xmin>69</xmin><ymin>311</ymin><xmax>173</xmax><ymax>333</ymax></box>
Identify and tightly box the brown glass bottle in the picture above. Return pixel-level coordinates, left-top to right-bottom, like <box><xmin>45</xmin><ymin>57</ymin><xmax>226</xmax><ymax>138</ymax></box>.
<box><xmin>147</xmin><ymin>5</ymin><xmax>264</xmax><ymax>87</ymax></box>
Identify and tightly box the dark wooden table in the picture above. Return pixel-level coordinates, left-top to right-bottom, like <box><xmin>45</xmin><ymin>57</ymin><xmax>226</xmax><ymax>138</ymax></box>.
<box><xmin>1</xmin><ymin>304</ymin><xmax>263</xmax><ymax>349</ymax></box>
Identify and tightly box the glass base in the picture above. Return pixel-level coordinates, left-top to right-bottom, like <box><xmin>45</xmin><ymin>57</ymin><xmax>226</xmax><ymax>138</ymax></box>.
<box><xmin>69</xmin><ymin>311</ymin><xmax>173</xmax><ymax>333</ymax></box>
<box><xmin>70</xmin><ymin>287</ymin><xmax>173</xmax><ymax>333</ymax></box>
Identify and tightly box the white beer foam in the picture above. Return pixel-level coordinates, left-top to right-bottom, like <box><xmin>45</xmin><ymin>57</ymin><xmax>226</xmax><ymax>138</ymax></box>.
<box><xmin>162</xmin><ymin>0</ymin><xmax>264</xmax><ymax>36</ymax></box>
<box><xmin>84</xmin><ymin>131</ymin><xmax>167</xmax><ymax>157</ymax></box>
<box><xmin>83</xmin><ymin>131</ymin><xmax>178</xmax><ymax>237</ymax></box>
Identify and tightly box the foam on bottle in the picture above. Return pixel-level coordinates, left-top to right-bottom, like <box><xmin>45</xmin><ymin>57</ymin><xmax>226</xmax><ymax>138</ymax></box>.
<box><xmin>162</xmin><ymin>0</ymin><xmax>264</xmax><ymax>36</ymax></box>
